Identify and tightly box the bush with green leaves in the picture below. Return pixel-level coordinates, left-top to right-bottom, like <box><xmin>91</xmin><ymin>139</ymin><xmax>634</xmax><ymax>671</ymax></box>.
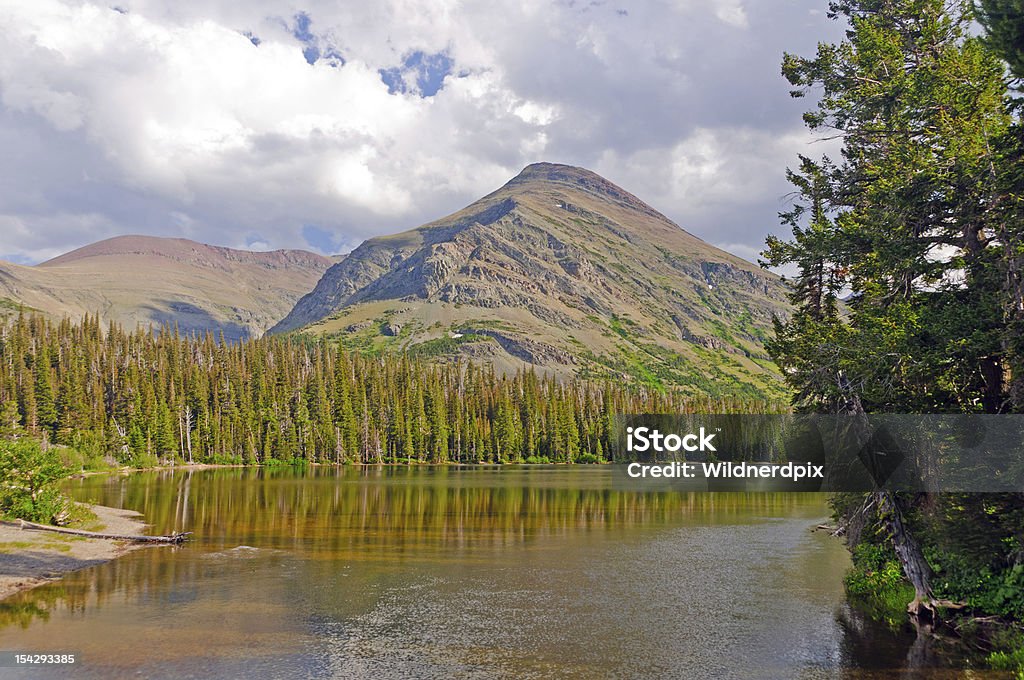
<box><xmin>845</xmin><ymin>543</ymin><xmax>906</xmax><ymax>595</ymax></box>
<box><xmin>0</xmin><ymin>438</ymin><xmax>71</xmax><ymax>524</ymax></box>
<box><xmin>844</xmin><ymin>542</ymin><xmax>918</xmax><ymax>628</ymax></box>
<box><xmin>931</xmin><ymin>554</ymin><xmax>1024</xmax><ymax>621</ymax></box>
<box><xmin>987</xmin><ymin>629</ymin><xmax>1024</xmax><ymax>676</ymax></box>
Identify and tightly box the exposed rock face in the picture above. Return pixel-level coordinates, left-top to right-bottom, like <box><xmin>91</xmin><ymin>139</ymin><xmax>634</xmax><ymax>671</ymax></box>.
<box><xmin>460</xmin><ymin>328</ymin><xmax>578</xmax><ymax>366</ymax></box>
<box><xmin>274</xmin><ymin>163</ymin><xmax>791</xmax><ymax>398</ymax></box>
<box><xmin>0</xmin><ymin>235</ymin><xmax>339</xmax><ymax>341</ymax></box>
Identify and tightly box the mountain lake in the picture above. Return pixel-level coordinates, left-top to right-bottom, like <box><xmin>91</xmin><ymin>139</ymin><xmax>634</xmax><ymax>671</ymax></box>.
<box><xmin>0</xmin><ymin>466</ymin><xmax>1002</xmax><ymax>678</ymax></box>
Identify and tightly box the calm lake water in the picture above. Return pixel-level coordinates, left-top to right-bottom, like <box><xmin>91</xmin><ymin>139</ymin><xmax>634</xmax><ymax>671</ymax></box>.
<box><xmin>0</xmin><ymin>467</ymin><xmax>1001</xmax><ymax>678</ymax></box>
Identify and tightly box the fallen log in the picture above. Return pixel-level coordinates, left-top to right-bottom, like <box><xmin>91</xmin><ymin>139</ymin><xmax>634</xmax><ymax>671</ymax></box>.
<box><xmin>812</xmin><ymin>524</ymin><xmax>847</xmax><ymax>537</ymax></box>
<box><xmin>1</xmin><ymin>519</ymin><xmax>191</xmax><ymax>544</ymax></box>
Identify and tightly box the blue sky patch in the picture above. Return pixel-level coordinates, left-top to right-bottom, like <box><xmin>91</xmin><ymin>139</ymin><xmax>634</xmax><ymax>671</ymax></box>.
<box><xmin>379</xmin><ymin>66</ymin><xmax>406</xmax><ymax>94</ymax></box>
<box><xmin>379</xmin><ymin>50</ymin><xmax>453</xmax><ymax>97</ymax></box>
<box><xmin>292</xmin><ymin>12</ymin><xmax>315</xmax><ymax>43</ymax></box>
<box><xmin>292</xmin><ymin>12</ymin><xmax>319</xmax><ymax>65</ymax></box>
<box><xmin>302</xmin><ymin>45</ymin><xmax>320</xmax><ymax>65</ymax></box>
<box><xmin>288</xmin><ymin>11</ymin><xmax>345</xmax><ymax>67</ymax></box>
<box><xmin>302</xmin><ymin>225</ymin><xmax>338</xmax><ymax>254</ymax></box>
<box><xmin>0</xmin><ymin>252</ymin><xmax>34</xmax><ymax>265</ymax></box>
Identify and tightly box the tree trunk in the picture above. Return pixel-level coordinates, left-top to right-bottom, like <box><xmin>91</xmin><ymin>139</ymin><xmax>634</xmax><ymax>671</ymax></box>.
<box><xmin>835</xmin><ymin>375</ymin><xmax>938</xmax><ymax>619</ymax></box>
<box><xmin>183</xmin><ymin>406</ymin><xmax>193</xmax><ymax>464</ymax></box>
<box><xmin>6</xmin><ymin>519</ymin><xmax>190</xmax><ymax>543</ymax></box>
<box><xmin>877</xmin><ymin>490</ymin><xmax>935</xmax><ymax>618</ymax></box>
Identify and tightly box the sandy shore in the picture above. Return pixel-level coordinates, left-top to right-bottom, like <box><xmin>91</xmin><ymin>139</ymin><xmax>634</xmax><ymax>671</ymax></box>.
<box><xmin>0</xmin><ymin>505</ymin><xmax>148</xmax><ymax>600</ymax></box>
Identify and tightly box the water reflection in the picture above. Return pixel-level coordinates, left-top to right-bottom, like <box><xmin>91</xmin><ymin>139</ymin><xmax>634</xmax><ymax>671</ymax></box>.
<box><xmin>0</xmin><ymin>468</ymin><xmax>1004</xmax><ymax>678</ymax></box>
<box><xmin>66</xmin><ymin>466</ymin><xmax>827</xmax><ymax>555</ymax></box>
<box><xmin>833</xmin><ymin>607</ymin><xmax>1007</xmax><ymax>678</ymax></box>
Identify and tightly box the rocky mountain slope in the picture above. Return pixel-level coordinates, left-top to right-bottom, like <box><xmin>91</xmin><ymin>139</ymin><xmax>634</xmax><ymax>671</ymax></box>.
<box><xmin>273</xmin><ymin>163</ymin><xmax>790</xmax><ymax>399</ymax></box>
<box><xmin>0</xmin><ymin>235</ymin><xmax>338</xmax><ymax>340</ymax></box>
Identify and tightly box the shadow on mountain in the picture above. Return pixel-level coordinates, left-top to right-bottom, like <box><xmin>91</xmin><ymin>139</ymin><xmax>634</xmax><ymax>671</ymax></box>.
<box><xmin>144</xmin><ymin>300</ymin><xmax>250</xmax><ymax>342</ymax></box>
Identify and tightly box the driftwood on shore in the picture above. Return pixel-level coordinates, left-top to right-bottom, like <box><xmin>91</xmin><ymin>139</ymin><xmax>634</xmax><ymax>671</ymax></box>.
<box><xmin>0</xmin><ymin>519</ymin><xmax>191</xmax><ymax>544</ymax></box>
<box><xmin>813</xmin><ymin>523</ymin><xmax>846</xmax><ymax>537</ymax></box>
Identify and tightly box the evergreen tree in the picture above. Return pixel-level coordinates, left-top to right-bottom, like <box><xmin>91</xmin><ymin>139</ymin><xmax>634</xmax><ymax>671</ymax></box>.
<box><xmin>771</xmin><ymin>0</ymin><xmax>1022</xmax><ymax>619</ymax></box>
<box><xmin>33</xmin><ymin>344</ymin><xmax>57</xmax><ymax>435</ymax></box>
<box><xmin>975</xmin><ymin>0</ymin><xmax>1024</xmax><ymax>80</ymax></box>
<box><xmin>776</xmin><ymin>0</ymin><xmax>1011</xmax><ymax>413</ymax></box>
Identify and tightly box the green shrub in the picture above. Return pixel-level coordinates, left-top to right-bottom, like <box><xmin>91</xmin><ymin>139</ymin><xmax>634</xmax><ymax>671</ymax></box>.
<box><xmin>846</xmin><ymin>543</ymin><xmax>906</xmax><ymax>595</ymax></box>
<box><xmin>988</xmin><ymin>647</ymin><xmax>1024</xmax><ymax>676</ymax></box>
<box><xmin>128</xmin><ymin>451</ymin><xmax>159</xmax><ymax>469</ymax></box>
<box><xmin>209</xmin><ymin>453</ymin><xmax>244</xmax><ymax>465</ymax></box>
<box><xmin>986</xmin><ymin>629</ymin><xmax>1024</xmax><ymax>676</ymax></box>
<box><xmin>263</xmin><ymin>456</ymin><xmax>309</xmax><ymax>468</ymax></box>
<box><xmin>59</xmin><ymin>431</ymin><xmax>114</xmax><ymax>471</ymax></box>
<box><xmin>844</xmin><ymin>542</ymin><xmax>916</xmax><ymax>628</ymax></box>
<box><xmin>0</xmin><ymin>438</ymin><xmax>71</xmax><ymax>524</ymax></box>
<box><xmin>931</xmin><ymin>554</ymin><xmax>1024</xmax><ymax>620</ymax></box>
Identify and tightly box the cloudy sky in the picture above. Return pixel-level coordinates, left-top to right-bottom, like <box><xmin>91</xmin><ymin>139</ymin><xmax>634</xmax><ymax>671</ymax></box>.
<box><xmin>0</xmin><ymin>0</ymin><xmax>844</xmax><ymax>265</ymax></box>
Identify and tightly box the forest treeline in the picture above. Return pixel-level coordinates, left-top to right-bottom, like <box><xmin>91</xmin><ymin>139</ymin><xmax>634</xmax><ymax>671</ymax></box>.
<box><xmin>0</xmin><ymin>313</ymin><xmax>773</xmax><ymax>468</ymax></box>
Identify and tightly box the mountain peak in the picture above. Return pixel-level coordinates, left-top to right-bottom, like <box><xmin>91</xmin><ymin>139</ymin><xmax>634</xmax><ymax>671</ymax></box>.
<box><xmin>501</xmin><ymin>162</ymin><xmax>667</xmax><ymax>222</ymax></box>
<box><xmin>270</xmin><ymin>164</ymin><xmax>789</xmax><ymax>398</ymax></box>
<box><xmin>507</xmin><ymin>162</ymin><xmax>621</xmax><ymax>193</ymax></box>
<box><xmin>512</xmin><ymin>162</ymin><xmax>597</xmax><ymax>180</ymax></box>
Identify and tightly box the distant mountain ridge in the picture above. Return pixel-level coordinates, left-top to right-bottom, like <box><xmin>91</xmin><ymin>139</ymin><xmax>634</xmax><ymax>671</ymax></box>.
<box><xmin>0</xmin><ymin>235</ymin><xmax>339</xmax><ymax>341</ymax></box>
<box><xmin>40</xmin><ymin>235</ymin><xmax>332</xmax><ymax>270</ymax></box>
<box><xmin>274</xmin><ymin>163</ymin><xmax>790</xmax><ymax>399</ymax></box>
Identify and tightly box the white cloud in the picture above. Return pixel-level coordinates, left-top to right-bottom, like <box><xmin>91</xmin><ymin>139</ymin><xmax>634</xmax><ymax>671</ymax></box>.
<box><xmin>0</xmin><ymin>0</ymin><xmax>843</xmax><ymax>262</ymax></box>
<box><xmin>0</xmin><ymin>212</ymin><xmax>118</xmax><ymax>263</ymax></box>
<box><xmin>714</xmin><ymin>3</ymin><xmax>749</xmax><ymax>28</ymax></box>
<box><xmin>594</xmin><ymin>126</ymin><xmax>844</xmax><ymax>249</ymax></box>
<box><xmin>715</xmin><ymin>242</ymin><xmax>763</xmax><ymax>265</ymax></box>
<box><xmin>670</xmin><ymin>0</ymin><xmax>749</xmax><ymax>28</ymax></box>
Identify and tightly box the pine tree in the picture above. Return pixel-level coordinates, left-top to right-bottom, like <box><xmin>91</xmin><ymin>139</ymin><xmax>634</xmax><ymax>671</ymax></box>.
<box><xmin>33</xmin><ymin>344</ymin><xmax>57</xmax><ymax>435</ymax></box>
<box><xmin>776</xmin><ymin>0</ymin><xmax>1011</xmax><ymax>413</ymax></box>
<box><xmin>0</xmin><ymin>399</ymin><xmax>21</xmax><ymax>438</ymax></box>
<box><xmin>772</xmin><ymin>0</ymin><xmax>1021</xmax><ymax>619</ymax></box>
<box><xmin>975</xmin><ymin>0</ymin><xmax>1024</xmax><ymax>80</ymax></box>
